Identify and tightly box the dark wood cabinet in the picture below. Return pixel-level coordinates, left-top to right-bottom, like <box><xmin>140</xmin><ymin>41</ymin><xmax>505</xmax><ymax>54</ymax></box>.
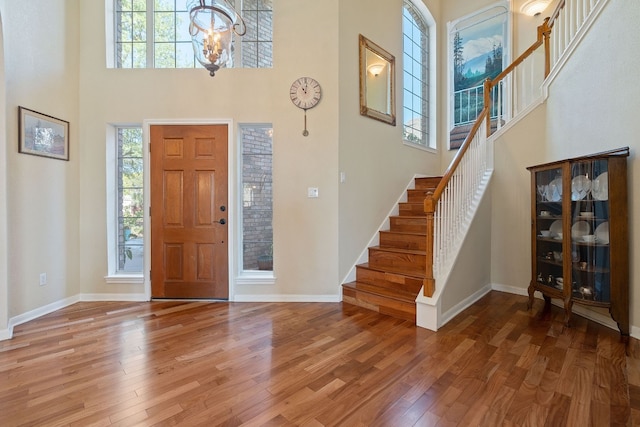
<box><xmin>527</xmin><ymin>147</ymin><xmax>629</xmax><ymax>338</ymax></box>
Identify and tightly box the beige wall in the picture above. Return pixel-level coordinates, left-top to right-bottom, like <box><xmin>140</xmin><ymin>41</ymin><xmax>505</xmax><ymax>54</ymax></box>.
<box><xmin>1</xmin><ymin>0</ymin><xmax>80</xmax><ymax>319</ymax></box>
<box><xmin>337</xmin><ymin>0</ymin><xmax>441</xmax><ymax>281</ymax></box>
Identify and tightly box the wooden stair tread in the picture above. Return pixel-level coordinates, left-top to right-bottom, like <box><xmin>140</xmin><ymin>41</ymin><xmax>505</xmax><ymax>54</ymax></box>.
<box><xmin>359</xmin><ymin>262</ymin><xmax>426</xmax><ymax>279</ymax></box>
<box><xmin>342</xmin><ymin>281</ymin><xmax>418</xmax><ymax>303</ymax></box>
<box><xmin>370</xmin><ymin>245</ymin><xmax>425</xmax><ymax>256</ymax></box>
<box><xmin>379</xmin><ymin>230</ymin><xmax>426</xmax><ymax>236</ymax></box>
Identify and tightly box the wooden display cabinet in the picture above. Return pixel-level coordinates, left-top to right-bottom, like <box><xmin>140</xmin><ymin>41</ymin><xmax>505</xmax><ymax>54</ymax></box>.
<box><xmin>527</xmin><ymin>147</ymin><xmax>629</xmax><ymax>338</ymax></box>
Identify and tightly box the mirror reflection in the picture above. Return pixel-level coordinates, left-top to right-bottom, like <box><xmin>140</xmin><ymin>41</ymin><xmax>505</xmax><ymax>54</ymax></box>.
<box><xmin>359</xmin><ymin>34</ymin><xmax>396</xmax><ymax>126</ymax></box>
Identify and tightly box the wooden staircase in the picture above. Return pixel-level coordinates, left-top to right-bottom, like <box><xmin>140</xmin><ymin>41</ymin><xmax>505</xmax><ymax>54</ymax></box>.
<box><xmin>342</xmin><ymin>176</ymin><xmax>441</xmax><ymax>322</ymax></box>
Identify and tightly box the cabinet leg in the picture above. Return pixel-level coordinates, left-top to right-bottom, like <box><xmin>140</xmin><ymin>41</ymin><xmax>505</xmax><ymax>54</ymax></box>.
<box><xmin>564</xmin><ymin>297</ymin><xmax>573</xmax><ymax>328</ymax></box>
<box><xmin>527</xmin><ymin>286</ymin><xmax>535</xmax><ymax>310</ymax></box>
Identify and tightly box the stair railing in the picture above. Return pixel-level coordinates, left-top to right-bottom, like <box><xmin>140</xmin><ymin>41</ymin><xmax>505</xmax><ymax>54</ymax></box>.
<box><xmin>422</xmin><ymin>18</ymin><xmax>552</xmax><ymax>298</ymax></box>
<box><xmin>423</xmin><ymin>0</ymin><xmax>604</xmax><ymax>298</ymax></box>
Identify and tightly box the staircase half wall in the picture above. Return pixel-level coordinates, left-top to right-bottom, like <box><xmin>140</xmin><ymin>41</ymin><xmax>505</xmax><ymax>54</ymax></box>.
<box><xmin>416</xmin><ymin>170</ymin><xmax>493</xmax><ymax>331</ymax></box>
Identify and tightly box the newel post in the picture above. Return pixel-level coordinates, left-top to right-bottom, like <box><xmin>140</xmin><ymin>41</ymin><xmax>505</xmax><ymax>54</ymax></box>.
<box><xmin>541</xmin><ymin>17</ymin><xmax>551</xmax><ymax>77</ymax></box>
<box><xmin>423</xmin><ymin>195</ymin><xmax>436</xmax><ymax>297</ymax></box>
<box><xmin>484</xmin><ymin>78</ymin><xmax>492</xmax><ymax>137</ymax></box>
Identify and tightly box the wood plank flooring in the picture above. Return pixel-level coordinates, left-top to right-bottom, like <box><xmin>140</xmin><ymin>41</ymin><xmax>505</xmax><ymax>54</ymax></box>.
<box><xmin>1</xmin><ymin>291</ymin><xmax>639</xmax><ymax>426</ymax></box>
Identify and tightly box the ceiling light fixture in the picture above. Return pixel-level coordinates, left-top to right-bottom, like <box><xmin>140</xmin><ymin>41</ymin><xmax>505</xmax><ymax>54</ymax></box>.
<box><xmin>520</xmin><ymin>0</ymin><xmax>551</xmax><ymax>17</ymax></box>
<box><xmin>188</xmin><ymin>0</ymin><xmax>246</xmax><ymax>77</ymax></box>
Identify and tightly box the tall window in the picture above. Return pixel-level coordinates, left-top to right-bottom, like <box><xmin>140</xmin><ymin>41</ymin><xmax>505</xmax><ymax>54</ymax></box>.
<box><xmin>240</xmin><ymin>125</ymin><xmax>273</xmax><ymax>272</ymax></box>
<box><xmin>116</xmin><ymin>128</ymin><xmax>144</xmax><ymax>273</ymax></box>
<box><xmin>402</xmin><ymin>0</ymin><xmax>431</xmax><ymax>148</ymax></box>
<box><xmin>113</xmin><ymin>0</ymin><xmax>273</xmax><ymax>69</ymax></box>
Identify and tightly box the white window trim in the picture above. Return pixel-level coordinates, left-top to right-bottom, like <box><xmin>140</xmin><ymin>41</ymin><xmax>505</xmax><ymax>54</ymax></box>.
<box><xmin>236</xmin><ymin>123</ymin><xmax>275</xmax><ymax>285</ymax></box>
<box><xmin>402</xmin><ymin>0</ymin><xmax>437</xmax><ymax>151</ymax></box>
<box><xmin>105</xmin><ymin>124</ymin><xmax>145</xmax><ymax>285</ymax></box>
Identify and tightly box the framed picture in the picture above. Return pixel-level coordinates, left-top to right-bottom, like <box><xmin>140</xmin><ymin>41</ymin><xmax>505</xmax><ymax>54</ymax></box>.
<box><xmin>19</xmin><ymin>107</ymin><xmax>69</xmax><ymax>161</ymax></box>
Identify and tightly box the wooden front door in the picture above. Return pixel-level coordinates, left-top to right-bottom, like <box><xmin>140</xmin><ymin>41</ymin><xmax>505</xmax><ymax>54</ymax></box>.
<box><xmin>150</xmin><ymin>124</ymin><xmax>228</xmax><ymax>299</ymax></box>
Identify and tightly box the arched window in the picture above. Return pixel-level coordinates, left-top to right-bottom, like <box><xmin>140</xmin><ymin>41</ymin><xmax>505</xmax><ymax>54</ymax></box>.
<box><xmin>402</xmin><ymin>0</ymin><xmax>434</xmax><ymax>149</ymax></box>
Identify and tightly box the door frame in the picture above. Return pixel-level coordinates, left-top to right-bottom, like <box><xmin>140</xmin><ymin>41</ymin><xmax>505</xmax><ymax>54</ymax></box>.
<box><xmin>142</xmin><ymin>119</ymin><xmax>236</xmax><ymax>301</ymax></box>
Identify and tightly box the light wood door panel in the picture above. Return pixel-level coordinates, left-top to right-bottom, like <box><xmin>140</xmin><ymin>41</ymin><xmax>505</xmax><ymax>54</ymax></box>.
<box><xmin>150</xmin><ymin>124</ymin><xmax>228</xmax><ymax>299</ymax></box>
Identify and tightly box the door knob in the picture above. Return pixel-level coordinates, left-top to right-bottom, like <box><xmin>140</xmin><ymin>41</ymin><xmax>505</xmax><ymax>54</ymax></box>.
<box><xmin>216</xmin><ymin>218</ymin><xmax>226</xmax><ymax>225</ymax></box>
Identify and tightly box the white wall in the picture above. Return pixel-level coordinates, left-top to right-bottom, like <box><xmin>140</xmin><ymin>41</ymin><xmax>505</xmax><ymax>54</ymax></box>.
<box><xmin>1</xmin><ymin>0</ymin><xmax>80</xmax><ymax>320</ymax></box>
<box><xmin>491</xmin><ymin>0</ymin><xmax>640</xmax><ymax>331</ymax></box>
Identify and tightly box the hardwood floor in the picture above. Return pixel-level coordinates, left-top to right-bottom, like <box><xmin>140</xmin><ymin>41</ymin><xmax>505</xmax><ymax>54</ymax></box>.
<box><xmin>1</xmin><ymin>291</ymin><xmax>639</xmax><ymax>426</ymax></box>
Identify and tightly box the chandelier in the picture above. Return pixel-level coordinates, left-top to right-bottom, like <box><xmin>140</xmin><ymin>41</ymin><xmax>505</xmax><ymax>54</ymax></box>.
<box><xmin>188</xmin><ymin>0</ymin><xmax>246</xmax><ymax>77</ymax></box>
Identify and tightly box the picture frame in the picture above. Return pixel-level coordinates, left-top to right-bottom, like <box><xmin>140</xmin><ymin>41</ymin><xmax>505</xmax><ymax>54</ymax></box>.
<box><xmin>19</xmin><ymin>107</ymin><xmax>69</xmax><ymax>161</ymax></box>
<box><xmin>359</xmin><ymin>34</ymin><xmax>396</xmax><ymax>126</ymax></box>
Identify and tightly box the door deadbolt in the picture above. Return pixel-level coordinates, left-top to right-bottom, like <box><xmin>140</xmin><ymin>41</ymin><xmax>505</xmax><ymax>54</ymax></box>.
<box><xmin>220</xmin><ymin>206</ymin><xmax>226</xmax><ymax>211</ymax></box>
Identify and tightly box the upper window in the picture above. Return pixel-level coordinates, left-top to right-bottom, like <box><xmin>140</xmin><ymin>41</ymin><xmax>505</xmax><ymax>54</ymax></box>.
<box><xmin>402</xmin><ymin>0</ymin><xmax>433</xmax><ymax>149</ymax></box>
<box><xmin>113</xmin><ymin>0</ymin><xmax>272</xmax><ymax>69</ymax></box>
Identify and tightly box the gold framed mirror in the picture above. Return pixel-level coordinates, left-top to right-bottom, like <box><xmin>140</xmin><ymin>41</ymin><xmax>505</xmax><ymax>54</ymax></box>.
<box><xmin>359</xmin><ymin>34</ymin><xmax>396</xmax><ymax>126</ymax></box>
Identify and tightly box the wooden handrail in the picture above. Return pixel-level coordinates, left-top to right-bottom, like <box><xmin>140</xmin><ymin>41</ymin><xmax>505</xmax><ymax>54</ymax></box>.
<box><xmin>422</xmin><ymin>19</ymin><xmax>552</xmax><ymax>298</ymax></box>
<box><xmin>548</xmin><ymin>0</ymin><xmax>567</xmax><ymax>28</ymax></box>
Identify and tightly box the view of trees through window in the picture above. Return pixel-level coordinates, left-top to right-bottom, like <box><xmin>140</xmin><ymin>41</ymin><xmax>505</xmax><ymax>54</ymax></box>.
<box><xmin>114</xmin><ymin>0</ymin><xmax>272</xmax><ymax>69</ymax></box>
<box><xmin>117</xmin><ymin>128</ymin><xmax>144</xmax><ymax>273</ymax></box>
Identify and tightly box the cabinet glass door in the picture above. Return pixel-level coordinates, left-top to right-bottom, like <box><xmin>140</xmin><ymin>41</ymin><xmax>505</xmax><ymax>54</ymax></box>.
<box><xmin>535</xmin><ymin>167</ymin><xmax>563</xmax><ymax>291</ymax></box>
<box><xmin>570</xmin><ymin>159</ymin><xmax>610</xmax><ymax>303</ymax></box>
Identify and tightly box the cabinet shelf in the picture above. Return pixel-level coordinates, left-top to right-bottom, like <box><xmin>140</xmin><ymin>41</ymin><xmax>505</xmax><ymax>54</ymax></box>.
<box><xmin>527</xmin><ymin>147</ymin><xmax>629</xmax><ymax>339</ymax></box>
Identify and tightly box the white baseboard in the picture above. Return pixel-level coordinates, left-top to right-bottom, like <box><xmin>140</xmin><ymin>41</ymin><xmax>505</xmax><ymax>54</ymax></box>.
<box><xmin>233</xmin><ymin>294</ymin><xmax>341</xmax><ymax>303</ymax></box>
<box><xmin>439</xmin><ymin>284</ymin><xmax>493</xmax><ymax>327</ymax></box>
<box><xmin>1</xmin><ymin>293</ymin><xmax>148</xmax><ymax>341</ymax></box>
<box><xmin>80</xmin><ymin>293</ymin><xmax>148</xmax><ymax>302</ymax></box>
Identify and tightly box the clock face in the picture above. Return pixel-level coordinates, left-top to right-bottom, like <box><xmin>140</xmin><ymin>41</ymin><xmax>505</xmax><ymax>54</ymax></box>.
<box><xmin>290</xmin><ymin>77</ymin><xmax>322</xmax><ymax>110</ymax></box>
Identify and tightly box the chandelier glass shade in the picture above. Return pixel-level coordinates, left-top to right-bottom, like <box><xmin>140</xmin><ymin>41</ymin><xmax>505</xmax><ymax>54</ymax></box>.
<box><xmin>188</xmin><ymin>0</ymin><xmax>246</xmax><ymax>76</ymax></box>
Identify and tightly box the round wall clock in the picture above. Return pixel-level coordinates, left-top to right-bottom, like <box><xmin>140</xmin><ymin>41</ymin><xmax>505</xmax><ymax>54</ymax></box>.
<box><xmin>290</xmin><ymin>77</ymin><xmax>322</xmax><ymax>136</ymax></box>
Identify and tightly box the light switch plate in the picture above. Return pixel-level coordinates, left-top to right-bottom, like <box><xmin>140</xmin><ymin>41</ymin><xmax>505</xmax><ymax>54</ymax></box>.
<box><xmin>308</xmin><ymin>187</ymin><xmax>319</xmax><ymax>198</ymax></box>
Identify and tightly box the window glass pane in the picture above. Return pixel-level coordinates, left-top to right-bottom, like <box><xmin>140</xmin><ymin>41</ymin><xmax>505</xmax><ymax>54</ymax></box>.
<box><xmin>117</xmin><ymin>128</ymin><xmax>144</xmax><ymax>273</ymax></box>
<box><xmin>155</xmin><ymin>43</ymin><xmax>176</xmax><ymax>68</ymax></box>
<box><xmin>117</xmin><ymin>12</ymin><xmax>133</xmax><ymax>42</ymax></box>
<box><xmin>176</xmin><ymin>42</ymin><xmax>195</xmax><ymax>67</ymax></box>
<box><xmin>132</xmin><ymin>12</ymin><xmax>147</xmax><ymax>41</ymax></box>
<box><xmin>176</xmin><ymin>12</ymin><xmax>191</xmax><ymax>42</ymax></box>
<box><xmin>132</xmin><ymin>43</ymin><xmax>147</xmax><ymax>67</ymax></box>
<box><xmin>241</xmin><ymin>126</ymin><xmax>273</xmax><ymax>271</ymax></box>
<box><xmin>132</xmin><ymin>0</ymin><xmax>146</xmax><ymax>12</ymax></box>
<box><xmin>402</xmin><ymin>1</ymin><xmax>429</xmax><ymax>147</ymax></box>
<box><xmin>155</xmin><ymin>12</ymin><xmax>175</xmax><ymax>42</ymax></box>
<box><xmin>155</xmin><ymin>0</ymin><xmax>174</xmax><ymax>11</ymax></box>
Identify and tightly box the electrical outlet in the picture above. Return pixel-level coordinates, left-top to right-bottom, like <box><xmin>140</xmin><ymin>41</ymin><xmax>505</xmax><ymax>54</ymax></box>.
<box><xmin>307</xmin><ymin>187</ymin><xmax>319</xmax><ymax>198</ymax></box>
<box><xmin>39</xmin><ymin>273</ymin><xmax>47</xmax><ymax>286</ymax></box>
